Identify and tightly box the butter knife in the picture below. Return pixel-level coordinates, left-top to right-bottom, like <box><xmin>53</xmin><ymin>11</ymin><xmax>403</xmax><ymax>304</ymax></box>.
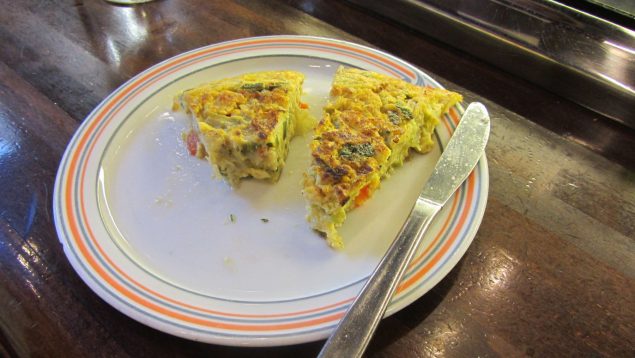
<box><xmin>319</xmin><ymin>102</ymin><xmax>490</xmax><ymax>358</ymax></box>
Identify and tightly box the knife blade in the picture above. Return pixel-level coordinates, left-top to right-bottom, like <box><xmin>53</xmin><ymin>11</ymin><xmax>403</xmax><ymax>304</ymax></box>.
<box><xmin>319</xmin><ymin>102</ymin><xmax>490</xmax><ymax>358</ymax></box>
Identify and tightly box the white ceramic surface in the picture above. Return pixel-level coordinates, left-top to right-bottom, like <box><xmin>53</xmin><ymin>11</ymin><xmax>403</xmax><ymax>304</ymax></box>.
<box><xmin>54</xmin><ymin>36</ymin><xmax>488</xmax><ymax>346</ymax></box>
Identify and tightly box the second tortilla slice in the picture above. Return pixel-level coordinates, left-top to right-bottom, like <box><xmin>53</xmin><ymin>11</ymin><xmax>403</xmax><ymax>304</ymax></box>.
<box><xmin>303</xmin><ymin>66</ymin><xmax>463</xmax><ymax>248</ymax></box>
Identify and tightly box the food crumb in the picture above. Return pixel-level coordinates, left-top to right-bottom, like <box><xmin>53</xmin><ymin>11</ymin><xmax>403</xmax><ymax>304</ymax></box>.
<box><xmin>154</xmin><ymin>195</ymin><xmax>173</xmax><ymax>207</ymax></box>
<box><xmin>223</xmin><ymin>256</ymin><xmax>235</xmax><ymax>269</ymax></box>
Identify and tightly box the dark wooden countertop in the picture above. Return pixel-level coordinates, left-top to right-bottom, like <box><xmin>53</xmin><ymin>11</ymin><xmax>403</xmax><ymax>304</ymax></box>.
<box><xmin>0</xmin><ymin>0</ymin><xmax>633</xmax><ymax>357</ymax></box>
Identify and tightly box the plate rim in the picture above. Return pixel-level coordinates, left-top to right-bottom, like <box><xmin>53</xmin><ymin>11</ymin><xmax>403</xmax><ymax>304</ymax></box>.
<box><xmin>53</xmin><ymin>35</ymin><xmax>489</xmax><ymax>346</ymax></box>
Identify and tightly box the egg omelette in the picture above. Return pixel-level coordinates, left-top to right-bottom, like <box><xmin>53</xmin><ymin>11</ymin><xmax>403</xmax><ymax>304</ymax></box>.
<box><xmin>174</xmin><ymin>70</ymin><xmax>310</xmax><ymax>185</ymax></box>
<box><xmin>303</xmin><ymin>66</ymin><xmax>463</xmax><ymax>248</ymax></box>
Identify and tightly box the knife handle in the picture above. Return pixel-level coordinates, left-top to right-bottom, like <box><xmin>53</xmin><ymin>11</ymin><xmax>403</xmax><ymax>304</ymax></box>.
<box><xmin>318</xmin><ymin>197</ymin><xmax>442</xmax><ymax>358</ymax></box>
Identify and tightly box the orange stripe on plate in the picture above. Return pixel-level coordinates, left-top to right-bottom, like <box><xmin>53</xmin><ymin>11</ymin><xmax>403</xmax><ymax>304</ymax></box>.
<box><xmin>406</xmin><ymin>191</ymin><xmax>460</xmax><ymax>270</ymax></box>
<box><xmin>440</xmin><ymin>113</ymin><xmax>453</xmax><ymax>136</ymax></box>
<box><xmin>255</xmin><ymin>37</ymin><xmax>416</xmax><ymax>78</ymax></box>
<box><xmin>449</xmin><ymin>107</ymin><xmax>460</xmax><ymax>126</ymax></box>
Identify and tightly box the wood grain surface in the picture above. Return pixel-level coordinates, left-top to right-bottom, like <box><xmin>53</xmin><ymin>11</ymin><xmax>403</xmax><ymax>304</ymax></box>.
<box><xmin>0</xmin><ymin>0</ymin><xmax>633</xmax><ymax>357</ymax></box>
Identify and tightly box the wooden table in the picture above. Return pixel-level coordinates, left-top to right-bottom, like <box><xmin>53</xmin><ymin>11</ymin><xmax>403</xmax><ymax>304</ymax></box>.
<box><xmin>1</xmin><ymin>0</ymin><xmax>633</xmax><ymax>356</ymax></box>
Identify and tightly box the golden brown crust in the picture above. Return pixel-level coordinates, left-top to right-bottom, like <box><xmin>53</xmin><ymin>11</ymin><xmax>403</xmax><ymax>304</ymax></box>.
<box><xmin>181</xmin><ymin>80</ymin><xmax>293</xmax><ymax>145</ymax></box>
<box><xmin>303</xmin><ymin>66</ymin><xmax>463</xmax><ymax>248</ymax></box>
<box><xmin>175</xmin><ymin>71</ymin><xmax>307</xmax><ymax>185</ymax></box>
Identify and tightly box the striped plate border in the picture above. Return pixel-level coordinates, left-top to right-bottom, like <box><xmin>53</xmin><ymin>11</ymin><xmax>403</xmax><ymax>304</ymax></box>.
<box><xmin>53</xmin><ymin>36</ymin><xmax>488</xmax><ymax>346</ymax></box>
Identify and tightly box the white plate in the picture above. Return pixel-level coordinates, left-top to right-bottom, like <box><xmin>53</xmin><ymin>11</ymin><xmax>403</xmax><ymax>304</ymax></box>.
<box><xmin>54</xmin><ymin>36</ymin><xmax>488</xmax><ymax>346</ymax></box>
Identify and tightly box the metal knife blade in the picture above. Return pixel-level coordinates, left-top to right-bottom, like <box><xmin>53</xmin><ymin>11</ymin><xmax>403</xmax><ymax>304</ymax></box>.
<box><xmin>319</xmin><ymin>102</ymin><xmax>490</xmax><ymax>358</ymax></box>
<box><xmin>421</xmin><ymin>102</ymin><xmax>490</xmax><ymax>205</ymax></box>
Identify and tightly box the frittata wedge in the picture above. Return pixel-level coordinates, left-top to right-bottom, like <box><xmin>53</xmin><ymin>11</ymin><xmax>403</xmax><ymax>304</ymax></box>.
<box><xmin>303</xmin><ymin>66</ymin><xmax>462</xmax><ymax>248</ymax></box>
<box><xmin>174</xmin><ymin>71</ymin><xmax>310</xmax><ymax>185</ymax></box>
